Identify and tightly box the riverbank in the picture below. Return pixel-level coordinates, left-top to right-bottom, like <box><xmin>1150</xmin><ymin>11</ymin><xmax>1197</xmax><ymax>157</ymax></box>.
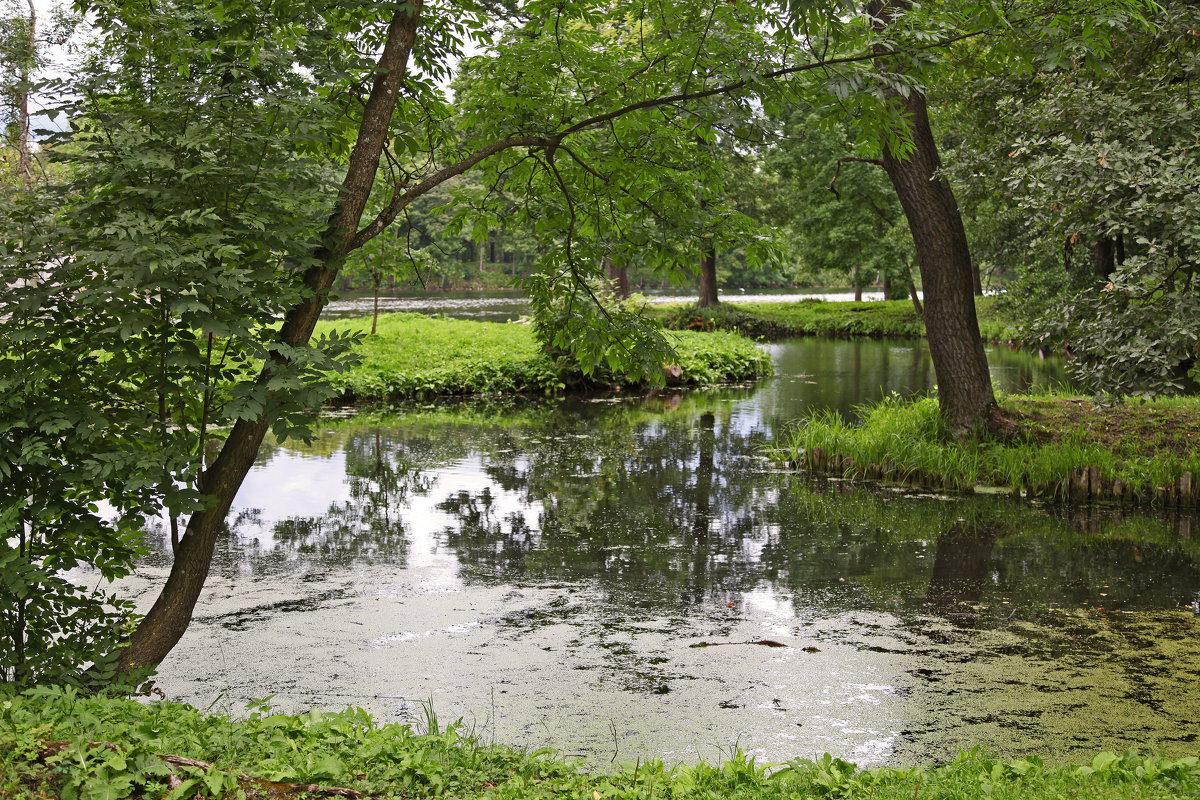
<box><xmin>4</xmin><ymin>687</ymin><xmax>1198</xmax><ymax>800</ymax></box>
<box><xmin>318</xmin><ymin>313</ymin><xmax>771</xmax><ymax>402</ymax></box>
<box><xmin>776</xmin><ymin>392</ymin><xmax>1200</xmax><ymax>507</ymax></box>
<box><xmin>654</xmin><ymin>296</ymin><xmax>1018</xmax><ymax>343</ymax></box>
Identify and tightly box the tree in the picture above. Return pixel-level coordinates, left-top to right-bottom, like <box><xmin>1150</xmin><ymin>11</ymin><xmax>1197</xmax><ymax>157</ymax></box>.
<box><xmin>951</xmin><ymin>1</ymin><xmax>1200</xmax><ymax>395</ymax></box>
<box><xmin>764</xmin><ymin>106</ymin><xmax>908</xmax><ymax>297</ymax></box>
<box><xmin>774</xmin><ymin>0</ymin><xmax>1148</xmax><ymax>433</ymax></box>
<box><xmin>857</xmin><ymin>0</ymin><xmax>997</xmax><ymax>437</ymax></box>
<box><xmin>0</xmin><ymin>0</ymin><xmax>37</xmax><ymax>188</ymax></box>
<box><xmin>0</xmin><ymin>0</ymin><xmax>77</xmax><ymax>189</ymax></box>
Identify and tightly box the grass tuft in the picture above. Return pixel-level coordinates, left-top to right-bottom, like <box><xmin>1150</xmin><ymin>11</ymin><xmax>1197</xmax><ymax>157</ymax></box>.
<box><xmin>776</xmin><ymin>391</ymin><xmax>1200</xmax><ymax>502</ymax></box>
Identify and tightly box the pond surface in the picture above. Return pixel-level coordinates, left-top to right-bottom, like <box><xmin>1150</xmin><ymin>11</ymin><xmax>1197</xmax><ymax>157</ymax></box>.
<box><xmin>123</xmin><ymin>337</ymin><xmax>1200</xmax><ymax>770</ymax></box>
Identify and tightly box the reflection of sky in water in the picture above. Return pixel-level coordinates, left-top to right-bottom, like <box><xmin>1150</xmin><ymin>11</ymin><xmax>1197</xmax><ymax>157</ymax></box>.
<box><xmin>119</xmin><ymin>336</ymin><xmax>1200</xmax><ymax>771</ymax></box>
<box><xmin>237</xmin><ymin>451</ymin><xmax>352</xmax><ymax>530</ymax></box>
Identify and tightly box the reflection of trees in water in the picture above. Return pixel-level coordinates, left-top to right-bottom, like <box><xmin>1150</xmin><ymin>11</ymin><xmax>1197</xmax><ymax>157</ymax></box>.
<box><xmin>427</xmin><ymin>395</ymin><xmax>1199</xmax><ymax>634</ymax></box>
<box><xmin>762</xmin><ymin>483</ymin><xmax>1200</xmax><ymax>624</ymax></box>
<box><xmin>438</xmin><ymin>403</ymin><xmax>768</xmax><ymax>614</ymax></box>
<box><xmin>144</xmin><ymin>395</ymin><xmax>1198</xmax><ymax>628</ymax></box>
<box><xmin>925</xmin><ymin>523</ymin><xmax>1001</xmax><ymax>608</ymax></box>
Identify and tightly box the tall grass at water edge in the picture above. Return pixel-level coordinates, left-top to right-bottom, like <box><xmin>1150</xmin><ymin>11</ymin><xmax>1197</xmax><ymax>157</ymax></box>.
<box><xmin>777</xmin><ymin>393</ymin><xmax>1200</xmax><ymax>501</ymax></box>
<box><xmin>655</xmin><ymin>296</ymin><xmax>1019</xmax><ymax>343</ymax></box>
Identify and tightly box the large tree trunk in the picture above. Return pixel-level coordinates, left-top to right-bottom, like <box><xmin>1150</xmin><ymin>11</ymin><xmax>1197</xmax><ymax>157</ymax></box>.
<box><xmin>606</xmin><ymin>256</ymin><xmax>631</xmax><ymax>299</ymax></box>
<box><xmin>697</xmin><ymin>243</ymin><xmax>719</xmax><ymax>308</ymax></box>
<box><xmin>870</xmin><ymin>2</ymin><xmax>994</xmax><ymax>438</ymax></box>
<box><xmin>125</xmin><ymin>3</ymin><xmax>424</xmax><ymax>671</ymax></box>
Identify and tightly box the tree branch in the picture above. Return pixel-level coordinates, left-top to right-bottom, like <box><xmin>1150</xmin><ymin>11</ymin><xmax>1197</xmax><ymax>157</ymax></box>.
<box><xmin>829</xmin><ymin>155</ymin><xmax>884</xmax><ymax>200</ymax></box>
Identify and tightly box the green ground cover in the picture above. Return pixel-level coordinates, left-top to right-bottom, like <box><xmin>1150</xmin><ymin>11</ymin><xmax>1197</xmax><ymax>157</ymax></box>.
<box><xmin>3</xmin><ymin>687</ymin><xmax>1198</xmax><ymax>800</ymax></box>
<box><xmin>775</xmin><ymin>392</ymin><xmax>1200</xmax><ymax>501</ymax></box>
<box><xmin>316</xmin><ymin>314</ymin><xmax>771</xmax><ymax>402</ymax></box>
<box><xmin>654</xmin><ymin>297</ymin><xmax>1018</xmax><ymax>342</ymax></box>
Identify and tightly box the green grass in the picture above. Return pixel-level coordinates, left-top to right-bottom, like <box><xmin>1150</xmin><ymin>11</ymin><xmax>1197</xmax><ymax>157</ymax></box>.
<box><xmin>315</xmin><ymin>313</ymin><xmax>771</xmax><ymax>402</ymax></box>
<box><xmin>653</xmin><ymin>296</ymin><xmax>1018</xmax><ymax>342</ymax></box>
<box><xmin>3</xmin><ymin>687</ymin><xmax>1198</xmax><ymax>800</ymax></box>
<box><xmin>774</xmin><ymin>391</ymin><xmax>1200</xmax><ymax>502</ymax></box>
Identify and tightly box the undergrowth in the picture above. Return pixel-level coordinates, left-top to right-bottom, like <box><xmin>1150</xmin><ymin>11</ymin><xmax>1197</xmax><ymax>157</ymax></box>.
<box><xmin>2</xmin><ymin>687</ymin><xmax>1198</xmax><ymax>800</ymax></box>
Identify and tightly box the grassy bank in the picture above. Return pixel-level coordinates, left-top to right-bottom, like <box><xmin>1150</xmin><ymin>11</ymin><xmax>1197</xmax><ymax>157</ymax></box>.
<box><xmin>4</xmin><ymin>687</ymin><xmax>1199</xmax><ymax>800</ymax></box>
<box><xmin>317</xmin><ymin>313</ymin><xmax>771</xmax><ymax>402</ymax></box>
<box><xmin>776</xmin><ymin>392</ymin><xmax>1200</xmax><ymax>505</ymax></box>
<box><xmin>654</xmin><ymin>296</ymin><xmax>1018</xmax><ymax>343</ymax></box>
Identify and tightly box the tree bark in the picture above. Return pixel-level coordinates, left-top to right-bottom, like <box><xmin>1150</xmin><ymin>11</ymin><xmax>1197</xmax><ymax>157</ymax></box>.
<box><xmin>869</xmin><ymin>0</ymin><xmax>994</xmax><ymax>438</ymax></box>
<box><xmin>909</xmin><ymin>281</ymin><xmax>923</xmax><ymax>317</ymax></box>
<box><xmin>605</xmin><ymin>256</ymin><xmax>630</xmax><ymax>299</ymax></box>
<box><xmin>1092</xmin><ymin>237</ymin><xmax>1115</xmax><ymax>280</ymax></box>
<box><xmin>16</xmin><ymin>0</ymin><xmax>35</xmax><ymax>189</ymax></box>
<box><xmin>124</xmin><ymin>2</ymin><xmax>425</xmax><ymax>670</ymax></box>
<box><xmin>697</xmin><ymin>243</ymin><xmax>719</xmax><ymax>308</ymax></box>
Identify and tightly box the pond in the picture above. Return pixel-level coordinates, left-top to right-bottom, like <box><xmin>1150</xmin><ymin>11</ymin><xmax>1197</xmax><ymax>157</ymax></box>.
<box><xmin>121</xmin><ymin>337</ymin><xmax>1200</xmax><ymax>770</ymax></box>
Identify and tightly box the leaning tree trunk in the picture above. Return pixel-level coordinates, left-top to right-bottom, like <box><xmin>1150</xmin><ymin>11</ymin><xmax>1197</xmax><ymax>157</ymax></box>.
<box><xmin>697</xmin><ymin>242</ymin><xmax>719</xmax><ymax>308</ymax></box>
<box><xmin>124</xmin><ymin>3</ymin><xmax>425</xmax><ymax>671</ymax></box>
<box><xmin>870</xmin><ymin>1</ymin><xmax>994</xmax><ymax>438</ymax></box>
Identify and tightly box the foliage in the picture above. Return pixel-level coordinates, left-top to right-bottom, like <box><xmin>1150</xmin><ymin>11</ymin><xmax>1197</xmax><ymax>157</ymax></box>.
<box><xmin>0</xmin><ymin>0</ymin><xmax>363</xmax><ymax>681</ymax></box>
<box><xmin>3</xmin><ymin>686</ymin><xmax>1200</xmax><ymax>800</ymax></box>
<box><xmin>762</xmin><ymin>107</ymin><xmax>909</xmax><ymax>294</ymax></box>
<box><xmin>658</xmin><ymin>299</ymin><xmax>922</xmax><ymax>339</ymax></box>
<box><xmin>775</xmin><ymin>391</ymin><xmax>1200</xmax><ymax>500</ymax></box>
<box><xmin>945</xmin><ymin>2</ymin><xmax>1200</xmax><ymax>396</ymax></box>
<box><xmin>317</xmin><ymin>313</ymin><xmax>771</xmax><ymax>401</ymax></box>
<box><xmin>0</xmin><ymin>0</ymin><xmax>79</xmax><ymax>189</ymax></box>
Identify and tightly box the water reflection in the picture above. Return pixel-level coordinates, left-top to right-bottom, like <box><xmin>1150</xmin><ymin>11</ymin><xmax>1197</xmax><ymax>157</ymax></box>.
<box><xmin>125</xmin><ymin>339</ymin><xmax>1200</xmax><ymax>769</ymax></box>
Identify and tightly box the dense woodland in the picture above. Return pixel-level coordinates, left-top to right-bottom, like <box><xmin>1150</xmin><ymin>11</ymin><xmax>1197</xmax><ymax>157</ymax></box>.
<box><xmin>1</xmin><ymin>0</ymin><xmax>1198</xmax><ymax>687</ymax></box>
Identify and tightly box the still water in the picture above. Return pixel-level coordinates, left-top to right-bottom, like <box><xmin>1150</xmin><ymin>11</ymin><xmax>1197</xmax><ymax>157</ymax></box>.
<box><xmin>124</xmin><ymin>337</ymin><xmax>1200</xmax><ymax>769</ymax></box>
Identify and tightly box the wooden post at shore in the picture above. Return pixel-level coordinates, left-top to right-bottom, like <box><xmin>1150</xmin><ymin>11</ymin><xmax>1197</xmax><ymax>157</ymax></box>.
<box><xmin>1069</xmin><ymin>469</ymin><xmax>1088</xmax><ymax>503</ymax></box>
